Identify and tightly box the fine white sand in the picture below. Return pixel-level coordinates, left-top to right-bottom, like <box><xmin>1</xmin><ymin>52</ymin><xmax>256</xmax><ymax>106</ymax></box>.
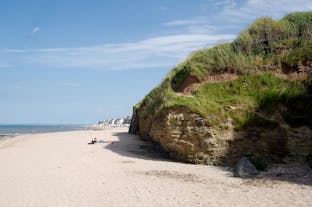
<box><xmin>0</xmin><ymin>128</ymin><xmax>311</xmax><ymax>207</ymax></box>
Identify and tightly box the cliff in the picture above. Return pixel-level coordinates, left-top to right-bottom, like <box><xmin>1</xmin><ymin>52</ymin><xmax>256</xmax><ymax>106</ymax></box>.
<box><xmin>129</xmin><ymin>12</ymin><xmax>312</xmax><ymax>168</ymax></box>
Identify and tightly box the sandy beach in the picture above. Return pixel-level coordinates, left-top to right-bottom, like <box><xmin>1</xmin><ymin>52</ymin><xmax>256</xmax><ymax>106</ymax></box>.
<box><xmin>0</xmin><ymin>128</ymin><xmax>311</xmax><ymax>207</ymax></box>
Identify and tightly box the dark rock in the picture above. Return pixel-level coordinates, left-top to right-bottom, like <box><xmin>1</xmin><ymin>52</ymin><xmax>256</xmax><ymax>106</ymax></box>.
<box><xmin>129</xmin><ymin>107</ymin><xmax>139</xmax><ymax>135</ymax></box>
<box><xmin>307</xmin><ymin>154</ymin><xmax>312</xmax><ymax>169</ymax></box>
<box><xmin>234</xmin><ymin>157</ymin><xmax>258</xmax><ymax>178</ymax></box>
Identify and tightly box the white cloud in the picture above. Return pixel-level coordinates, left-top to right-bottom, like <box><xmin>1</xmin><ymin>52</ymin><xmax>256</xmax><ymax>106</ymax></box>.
<box><xmin>32</xmin><ymin>26</ymin><xmax>40</xmax><ymax>34</ymax></box>
<box><xmin>213</xmin><ymin>0</ymin><xmax>237</xmax><ymax>9</ymax></box>
<box><xmin>222</xmin><ymin>0</ymin><xmax>312</xmax><ymax>22</ymax></box>
<box><xmin>164</xmin><ymin>17</ymin><xmax>217</xmax><ymax>34</ymax></box>
<box><xmin>2</xmin><ymin>0</ymin><xmax>311</xmax><ymax>71</ymax></box>
<box><xmin>200</xmin><ymin>0</ymin><xmax>237</xmax><ymax>11</ymax></box>
<box><xmin>1</xmin><ymin>33</ymin><xmax>235</xmax><ymax>70</ymax></box>
<box><xmin>164</xmin><ymin>17</ymin><xmax>208</xmax><ymax>26</ymax></box>
<box><xmin>165</xmin><ymin>0</ymin><xmax>312</xmax><ymax>36</ymax></box>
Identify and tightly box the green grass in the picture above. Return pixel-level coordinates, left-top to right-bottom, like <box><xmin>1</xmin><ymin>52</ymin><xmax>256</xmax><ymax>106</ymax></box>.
<box><xmin>167</xmin><ymin>73</ymin><xmax>305</xmax><ymax>129</ymax></box>
<box><xmin>166</xmin><ymin>11</ymin><xmax>312</xmax><ymax>88</ymax></box>
<box><xmin>171</xmin><ymin>65</ymin><xmax>190</xmax><ymax>91</ymax></box>
<box><xmin>135</xmin><ymin>12</ymin><xmax>312</xmax><ymax>130</ymax></box>
<box><xmin>281</xmin><ymin>44</ymin><xmax>312</xmax><ymax>66</ymax></box>
<box><xmin>138</xmin><ymin>72</ymin><xmax>307</xmax><ymax>130</ymax></box>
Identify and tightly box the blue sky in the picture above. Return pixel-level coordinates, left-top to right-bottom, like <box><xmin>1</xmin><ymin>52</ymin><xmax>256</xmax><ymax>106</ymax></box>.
<box><xmin>0</xmin><ymin>0</ymin><xmax>311</xmax><ymax>124</ymax></box>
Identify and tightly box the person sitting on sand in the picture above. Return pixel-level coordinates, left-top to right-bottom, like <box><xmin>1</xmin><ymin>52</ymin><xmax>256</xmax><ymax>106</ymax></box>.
<box><xmin>88</xmin><ymin>137</ymin><xmax>98</xmax><ymax>145</ymax></box>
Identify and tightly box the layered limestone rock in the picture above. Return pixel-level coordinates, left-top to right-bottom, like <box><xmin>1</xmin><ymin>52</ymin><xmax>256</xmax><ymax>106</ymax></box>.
<box><xmin>149</xmin><ymin>108</ymin><xmax>223</xmax><ymax>164</ymax></box>
<box><xmin>130</xmin><ymin>106</ymin><xmax>312</xmax><ymax>166</ymax></box>
<box><xmin>130</xmin><ymin>107</ymin><xmax>228</xmax><ymax>164</ymax></box>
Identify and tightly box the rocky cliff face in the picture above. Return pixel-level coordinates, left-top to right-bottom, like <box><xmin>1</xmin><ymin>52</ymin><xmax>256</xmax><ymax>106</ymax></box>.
<box><xmin>130</xmin><ymin>104</ymin><xmax>312</xmax><ymax>166</ymax></box>
<box><xmin>149</xmin><ymin>108</ymin><xmax>218</xmax><ymax>164</ymax></box>
<box><xmin>129</xmin><ymin>12</ymin><xmax>312</xmax><ymax>167</ymax></box>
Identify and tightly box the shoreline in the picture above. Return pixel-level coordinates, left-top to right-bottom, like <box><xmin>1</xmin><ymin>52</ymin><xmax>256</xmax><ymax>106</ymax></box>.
<box><xmin>0</xmin><ymin>124</ymin><xmax>90</xmax><ymax>137</ymax></box>
<box><xmin>0</xmin><ymin>135</ymin><xmax>16</xmax><ymax>143</ymax></box>
<box><xmin>0</xmin><ymin>128</ymin><xmax>311</xmax><ymax>207</ymax></box>
<box><xmin>0</xmin><ymin>134</ymin><xmax>16</xmax><ymax>137</ymax></box>
<box><xmin>0</xmin><ymin>125</ymin><xmax>130</xmax><ymax>137</ymax></box>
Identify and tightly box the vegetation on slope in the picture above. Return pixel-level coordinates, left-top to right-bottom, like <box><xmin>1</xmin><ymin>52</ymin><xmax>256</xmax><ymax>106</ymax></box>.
<box><xmin>171</xmin><ymin>73</ymin><xmax>311</xmax><ymax>129</ymax></box>
<box><xmin>135</xmin><ymin>12</ymin><xmax>312</xmax><ymax>131</ymax></box>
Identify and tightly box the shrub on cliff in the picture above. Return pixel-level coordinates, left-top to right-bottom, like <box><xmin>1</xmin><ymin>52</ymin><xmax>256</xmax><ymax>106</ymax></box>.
<box><xmin>134</xmin><ymin>11</ymin><xmax>312</xmax><ymax>130</ymax></box>
<box><xmin>283</xmin><ymin>11</ymin><xmax>312</xmax><ymax>44</ymax></box>
<box><xmin>169</xmin><ymin>11</ymin><xmax>312</xmax><ymax>83</ymax></box>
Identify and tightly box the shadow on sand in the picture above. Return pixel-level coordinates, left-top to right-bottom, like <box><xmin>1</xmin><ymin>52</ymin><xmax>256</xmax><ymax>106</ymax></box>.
<box><xmin>105</xmin><ymin>132</ymin><xmax>171</xmax><ymax>162</ymax></box>
<box><xmin>250</xmin><ymin>164</ymin><xmax>312</xmax><ymax>186</ymax></box>
<box><xmin>105</xmin><ymin>132</ymin><xmax>312</xmax><ymax>186</ymax></box>
<box><xmin>225</xmin><ymin>129</ymin><xmax>312</xmax><ymax>186</ymax></box>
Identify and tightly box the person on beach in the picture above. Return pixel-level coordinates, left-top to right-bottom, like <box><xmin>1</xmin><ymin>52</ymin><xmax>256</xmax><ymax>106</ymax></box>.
<box><xmin>88</xmin><ymin>137</ymin><xmax>98</xmax><ymax>144</ymax></box>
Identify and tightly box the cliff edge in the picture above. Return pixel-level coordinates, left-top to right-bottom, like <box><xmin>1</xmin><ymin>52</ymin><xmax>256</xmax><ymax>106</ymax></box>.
<box><xmin>130</xmin><ymin>12</ymin><xmax>312</xmax><ymax>168</ymax></box>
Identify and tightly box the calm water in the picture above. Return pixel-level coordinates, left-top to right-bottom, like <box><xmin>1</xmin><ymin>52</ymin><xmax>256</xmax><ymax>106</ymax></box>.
<box><xmin>0</xmin><ymin>125</ymin><xmax>86</xmax><ymax>135</ymax></box>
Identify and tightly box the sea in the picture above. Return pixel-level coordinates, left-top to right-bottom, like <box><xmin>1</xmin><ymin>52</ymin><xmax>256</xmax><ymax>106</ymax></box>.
<box><xmin>0</xmin><ymin>124</ymin><xmax>86</xmax><ymax>136</ymax></box>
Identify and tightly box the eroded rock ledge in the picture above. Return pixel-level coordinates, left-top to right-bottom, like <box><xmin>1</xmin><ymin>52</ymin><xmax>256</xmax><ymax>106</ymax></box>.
<box><xmin>130</xmin><ymin>106</ymin><xmax>312</xmax><ymax>166</ymax></box>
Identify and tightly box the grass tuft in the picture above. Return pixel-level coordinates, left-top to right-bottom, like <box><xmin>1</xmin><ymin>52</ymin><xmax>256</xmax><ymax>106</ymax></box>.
<box><xmin>135</xmin><ymin>12</ymin><xmax>312</xmax><ymax>131</ymax></box>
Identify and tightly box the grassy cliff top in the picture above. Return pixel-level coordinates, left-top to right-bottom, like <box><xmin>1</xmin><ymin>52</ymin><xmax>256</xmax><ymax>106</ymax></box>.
<box><xmin>136</xmin><ymin>12</ymin><xmax>312</xmax><ymax>130</ymax></box>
